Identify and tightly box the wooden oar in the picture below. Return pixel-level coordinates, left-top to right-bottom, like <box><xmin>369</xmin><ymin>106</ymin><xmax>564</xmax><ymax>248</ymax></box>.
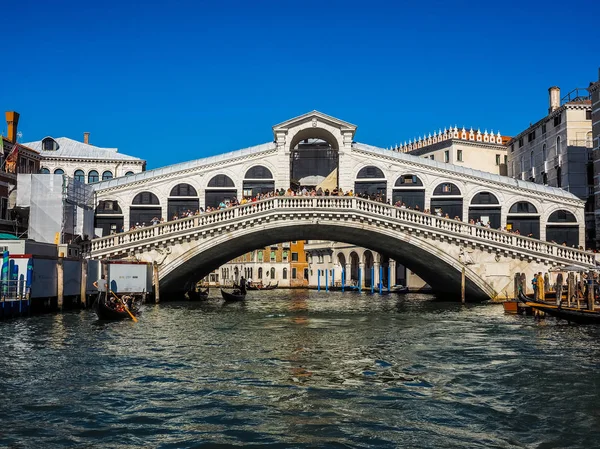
<box><xmin>110</xmin><ymin>290</ymin><xmax>138</xmax><ymax>322</ymax></box>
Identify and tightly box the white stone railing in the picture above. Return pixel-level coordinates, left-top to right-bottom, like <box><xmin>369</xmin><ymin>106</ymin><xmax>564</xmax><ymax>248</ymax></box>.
<box><xmin>85</xmin><ymin>196</ymin><xmax>596</xmax><ymax>267</ymax></box>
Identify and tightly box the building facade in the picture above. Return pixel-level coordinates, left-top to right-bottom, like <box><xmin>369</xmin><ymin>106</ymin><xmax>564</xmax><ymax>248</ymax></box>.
<box><xmin>22</xmin><ymin>133</ymin><xmax>146</xmax><ymax>237</ymax></box>
<box><xmin>391</xmin><ymin>126</ymin><xmax>509</xmax><ymax>175</ymax></box>
<box><xmin>1</xmin><ymin>112</ymin><xmax>42</xmax><ymax>234</ymax></box>
<box><xmin>207</xmin><ymin>241</ymin><xmax>309</xmax><ymax>288</ymax></box>
<box><xmin>591</xmin><ymin>69</ymin><xmax>600</xmax><ymax>247</ymax></box>
<box><xmin>507</xmin><ymin>86</ymin><xmax>593</xmax><ymax>246</ymax></box>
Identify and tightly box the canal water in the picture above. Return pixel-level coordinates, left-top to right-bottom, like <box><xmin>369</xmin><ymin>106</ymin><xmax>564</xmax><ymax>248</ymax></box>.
<box><xmin>1</xmin><ymin>290</ymin><xmax>600</xmax><ymax>448</ymax></box>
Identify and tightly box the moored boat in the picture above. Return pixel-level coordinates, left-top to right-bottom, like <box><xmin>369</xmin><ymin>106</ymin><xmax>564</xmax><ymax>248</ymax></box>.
<box><xmin>518</xmin><ymin>292</ymin><xmax>600</xmax><ymax>324</ymax></box>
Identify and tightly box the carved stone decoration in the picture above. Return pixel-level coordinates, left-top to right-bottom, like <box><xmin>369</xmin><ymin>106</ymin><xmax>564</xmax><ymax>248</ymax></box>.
<box><xmin>311</xmin><ymin>118</ymin><xmax>318</xmax><ymax>128</ymax></box>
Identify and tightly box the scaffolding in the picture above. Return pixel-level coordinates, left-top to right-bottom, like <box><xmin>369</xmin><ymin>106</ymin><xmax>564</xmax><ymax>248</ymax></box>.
<box><xmin>16</xmin><ymin>174</ymin><xmax>95</xmax><ymax>244</ymax></box>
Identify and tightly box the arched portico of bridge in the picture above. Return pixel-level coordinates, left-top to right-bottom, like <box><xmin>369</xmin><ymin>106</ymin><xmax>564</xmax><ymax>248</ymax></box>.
<box><xmin>144</xmin><ymin>220</ymin><xmax>497</xmax><ymax>300</ymax></box>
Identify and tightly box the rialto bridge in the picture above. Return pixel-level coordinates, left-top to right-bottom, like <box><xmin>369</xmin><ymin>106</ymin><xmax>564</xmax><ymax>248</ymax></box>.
<box><xmin>87</xmin><ymin>111</ymin><xmax>594</xmax><ymax>300</ymax></box>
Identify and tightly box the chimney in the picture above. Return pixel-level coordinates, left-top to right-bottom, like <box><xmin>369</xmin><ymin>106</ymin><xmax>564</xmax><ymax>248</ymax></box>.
<box><xmin>5</xmin><ymin>111</ymin><xmax>20</xmax><ymax>143</ymax></box>
<box><xmin>83</xmin><ymin>132</ymin><xmax>90</xmax><ymax>144</ymax></box>
<box><xmin>548</xmin><ymin>86</ymin><xmax>560</xmax><ymax>113</ymax></box>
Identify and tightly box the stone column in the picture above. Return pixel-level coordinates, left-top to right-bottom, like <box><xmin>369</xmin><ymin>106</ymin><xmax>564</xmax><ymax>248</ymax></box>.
<box><xmin>389</xmin><ymin>259</ymin><xmax>397</xmax><ymax>285</ymax></box>
<box><xmin>359</xmin><ymin>262</ymin><xmax>365</xmax><ymax>288</ymax></box>
<box><xmin>345</xmin><ymin>263</ymin><xmax>351</xmax><ymax>285</ymax></box>
<box><xmin>373</xmin><ymin>261</ymin><xmax>380</xmax><ymax>288</ymax></box>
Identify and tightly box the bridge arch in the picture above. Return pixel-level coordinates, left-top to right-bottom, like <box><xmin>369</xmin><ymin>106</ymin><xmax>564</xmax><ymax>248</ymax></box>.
<box><xmin>130</xmin><ymin>192</ymin><xmax>161</xmax><ymax>226</ymax></box>
<box><xmin>431</xmin><ymin>182</ymin><xmax>463</xmax><ymax>219</ymax></box>
<box><xmin>393</xmin><ymin>174</ymin><xmax>425</xmax><ymax>210</ymax></box>
<box><xmin>468</xmin><ymin>191</ymin><xmax>501</xmax><ymax>228</ymax></box>
<box><xmin>154</xmin><ymin>215</ymin><xmax>497</xmax><ymax>300</ymax></box>
<box><xmin>507</xmin><ymin>200</ymin><xmax>540</xmax><ymax>238</ymax></box>
<box><xmin>205</xmin><ymin>174</ymin><xmax>236</xmax><ymax>209</ymax></box>
<box><xmin>243</xmin><ymin>164</ymin><xmax>275</xmax><ymax>198</ymax></box>
<box><xmin>354</xmin><ymin>165</ymin><xmax>387</xmax><ymax>199</ymax></box>
<box><xmin>545</xmin><ymin>208</ymin><xmax>579</xmax><ymax>247</ymax></box>
<box><xmin>168</xmin><ymin>183</ymin><xmax>199</xmax><ymax>219</ymax></box>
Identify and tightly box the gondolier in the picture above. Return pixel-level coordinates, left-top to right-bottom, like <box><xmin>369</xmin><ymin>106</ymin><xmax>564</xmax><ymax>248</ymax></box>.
<box><xmin>93</xmin><ymin>275</ymin><xmax>107</xmax><ymax>300</ymax></box>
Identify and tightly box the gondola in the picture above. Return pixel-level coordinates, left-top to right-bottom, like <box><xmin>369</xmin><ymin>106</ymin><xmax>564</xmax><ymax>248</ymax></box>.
<box><xmin>94</xmin><ymin>295</ymin><xmax>138</xmax><ymax>321</ymax></box>
<box><xmin>221</xmin><ymin>288</ymin><xmax>246</xmax><ymax>302</ymax></box>
<box><xmin>187</xmin><ymin>288</ymin><xmax>209</xmax><ymax>301</ymax></box>
<box><xmin>518</xmin><ymin>292</ymin><xmax>600</xmax><ymax>325</ymax></box>
<box><xmin>262</xmin><ymin>282</ymin><xmax>278</xmax><ymax>290</ymax></box>
<box><xmin>390</xmin><ymin>285</ymin><xmax>409</xmax><ymax>294</ymax></box>
<box><xmin>246</xmin><ymin>283</ymin><xmax>262</xmax><ymax>291</ymax></box>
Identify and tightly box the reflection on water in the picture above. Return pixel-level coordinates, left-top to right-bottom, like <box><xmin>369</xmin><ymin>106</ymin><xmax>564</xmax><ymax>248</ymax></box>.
<box><xmin>1</xmin><ymin>290</ymin><xmax>600</xmax><ymax>448</ymax></box>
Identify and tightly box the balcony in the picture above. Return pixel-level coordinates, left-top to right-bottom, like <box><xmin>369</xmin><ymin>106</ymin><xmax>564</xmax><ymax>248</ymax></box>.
<box><xmin>554</xmin><ymin>154</ymin><xmax>563</xmax><ymax>168</ymax></box>
<box><xmin>544</xmin><ymin>160</ymin><xmax>551</xmax><ymax>173</ymax></box>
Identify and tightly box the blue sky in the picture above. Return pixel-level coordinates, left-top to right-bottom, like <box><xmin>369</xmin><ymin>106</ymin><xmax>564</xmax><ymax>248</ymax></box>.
<box><xmin>2</xmin><ymin>0</ymin><xmax>598</xmax><ymax>168</ymax></box>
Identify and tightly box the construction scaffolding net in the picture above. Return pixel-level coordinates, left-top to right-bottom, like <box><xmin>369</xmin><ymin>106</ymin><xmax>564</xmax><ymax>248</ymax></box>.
<box><xmin>16</xmin><ymin>174</ymin><xmax>95</xmax><ymax>244</ymax></box>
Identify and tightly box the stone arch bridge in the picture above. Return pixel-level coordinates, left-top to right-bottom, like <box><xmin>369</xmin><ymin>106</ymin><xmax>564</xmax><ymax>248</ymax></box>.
<box><xmin>85</xmin><ymin>196</ymin><xmax>596</xmax><ymax>301</ymax></box>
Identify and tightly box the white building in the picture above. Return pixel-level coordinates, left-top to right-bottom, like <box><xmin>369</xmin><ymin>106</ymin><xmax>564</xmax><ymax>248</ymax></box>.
<box><xmin>506</xmin><ymin>86</ymin><xmax>593</xmax><ymax>246</ymax></box>
<box><xmin>23</xmin><ymin>133</ymin><xmax>145</xmax><ymax>182</ymax></box>
<box><xmin>391</xmin><ymin>126</ymin><xmax>509</xmax><ymax>174</ymax></box>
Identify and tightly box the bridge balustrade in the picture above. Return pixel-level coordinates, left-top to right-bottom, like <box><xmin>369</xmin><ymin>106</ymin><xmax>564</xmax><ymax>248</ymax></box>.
<box><xmin>86</xmin><ymin>196</ymin><xmax>596</xmax><ymax>267</ymax></box>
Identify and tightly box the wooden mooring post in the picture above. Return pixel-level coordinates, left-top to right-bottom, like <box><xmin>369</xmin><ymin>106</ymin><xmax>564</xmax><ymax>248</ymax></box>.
<box><xmin>153</xmin><ymin>262</ymin><xmax>160</xmax><ymax>303</ymax></box>
<box><xmin>57</xmin><ymin>256</ymin><xmax>64</xmax><ymax>311</ymax></box>
<box><xmin>461</xmin><ymin>265</ymin><xmax>466</xmax><ymax>303</ymax></box>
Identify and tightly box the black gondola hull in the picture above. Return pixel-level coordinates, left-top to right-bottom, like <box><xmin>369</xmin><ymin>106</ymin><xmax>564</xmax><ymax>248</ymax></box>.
<box><xmin>221</xmin><ymin>289</ymin><xmax>246</xmax><ymax>302</ymax></box>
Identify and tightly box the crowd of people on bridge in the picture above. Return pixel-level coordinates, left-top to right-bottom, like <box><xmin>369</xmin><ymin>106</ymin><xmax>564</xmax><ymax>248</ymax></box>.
<box><xmin>118</xmin><ymin>186</ymin><xmax>589</xmax><ymax>250</ymax></box>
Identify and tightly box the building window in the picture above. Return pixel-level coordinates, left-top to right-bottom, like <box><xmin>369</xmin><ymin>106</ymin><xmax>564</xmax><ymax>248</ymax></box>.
<box><xmin>270</xmin><ymin>251</ymin><xmax>276</xmax><ymax>262</ymax></box>
<box><xmin>586</xmin><ymin>110</ymin><xmax>592</xmax><ymax>120</ymax></box>
<box><xmin>54</xmin><ymin>168</ymin><xmax>64</xmax><ymax>175</ymax></box>
<box><xmin>495</xmin><ymin>154</ymin><xmax>501</xmax><ymax>166</ymax></box>
<box><xmin>258</xmin><ymin>267</ymin><xmax>263</xmax><ymax>279</ymax></box>
<box><xmin>0</xmin><ymin>198</ymin><xmax>7</xmax><ymax>220</ymax></box>
<box><xmin>125</xmin><ymin>171</ymin><xmax>134</xmax><ymax>176</ymax></box>
<box><xmin>292</xmin><ymin>268</ymin><xmax>297</xmax><ymax>279</ymax></box>
<box><xmin>542</xmin><ymin>144</ymin><xmax>547</xmax><ymax>162</ymax></box>
<box><xmin>88</xmin><ymin>170</ymin><xmax>99</xmax><ymax>183</ymax></box>
<box><xmin>510</xmin><ymin>144</ymin><xmax>514</xmax><ymax>153</ymax></box>
<box><xmin>518</xmin><ymin>138</ymin><xmax>523</xmax><ymax>147</ymax></box>
<box><xmin>292</xmin><ymin>241</ymin><xmax>297</xmax><ymax>244</ymax></box>
<box><xmin>28</xmin><ymin>160</ymin><xmax>34</xmax><ymax>173</ymax></box>
<box><xmin>456</xmin><ymin>150</ymin><xmax>463</xmax><ymax>162</ymax></box>
<box><xmin>444</xmin><ymin>150</ymin><xmax>449</xmax><ymax>163</ymax></box>
<box><xmin>303</xmin><ymin>268</ymin><xmax>309</xmax><ymax>279</ymax></box>
<box><xmin>40</xmin><ymin>167</ymin><xmax>50</xmax><ymax>174</ymax></box>
<box><xmin>258</xmin><ymin>251</ymin><xmax>263</xmax><ymax>262</ymax></box>
<box><xmin>528</xmin><ymin>131</ymin><xmax>535</xmax><ymax>142</ymax></box>
<box><xmin>291</xmin><ymin>252</ymin><xmax>299</xmax><ymax>262</ymax></box>
<box><xmin>554</xmin><ymin>113</ymin><xmax>562</xmax><ymax>127</ymax></box>
<box><xmin>504</xmin><ymin>155</ymin><xmax>508</xmax><ymax>165</ymax></box>
<box><xmin>542</xmin><ymin>123</ymin><xmax>547</xmax><ymax>134</ymax></box>
<box><xmin>282</xmin><ymin>251</ymin><xmax>288</xmax><ymax>263</ymax></box>
<box><xmin>283</xmin><ymin>268</ymin><xmax>288</xmax><ymax>280</ymax></box>
<box><xmin>74</xmin><ymin>170</ymin><xmax>85</xmax><ymax>182</ymax></box>
<box><xmin>270</xmin><ymin>268</ymin><xmax>276</xmax><ymax>279</ymax></box>
<box><xmin>556</xmin><ymin>136</ymin><xmax>562</xmax><ymax>156</ymax></box>
<box><xmin>102</xmin><ymin>170</ymin><xmax>113</xmax><ymax>180</ymax></box>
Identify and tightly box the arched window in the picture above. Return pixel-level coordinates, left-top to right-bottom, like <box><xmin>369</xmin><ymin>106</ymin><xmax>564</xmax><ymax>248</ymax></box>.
<box><xmin>102</xmin><ymin>170</ymin><xmax>113</xmax><ymax>181</ymax></box>
<box><xmin>132</xmin><ymin>192</ymin><xmax>160</xmax><ymax>205</ymax></box>
<box><xmin>168</xmin><ymin>184</ymin><xmax>199</xmax><ymax>218</ymax></box>
<box><xmin>54</xmin><ymin>168</ymin><xmax>64</xmax><ymax>175</ymax></box>
<box><xmin>394</xmin><ymin>174</ymin><xmax>423</xmax><ymax>187</ymax></box>
<box><xmin>270</xmin><ymin>268</ymin><xmax>276</xmax><ymax>279</ymax></box>
<box><xmin>283</xmin><ymin>268</ymin><xmax>288</xmax><ymax>280</ymax></box>
<box><xmin>258</xmin><ymin>267</ymin><xmax>263</xmax><ymax>279</ymax></box>
<box><xmin>548</xmin><ymin>210</ymin><xmax>577</xmax><ymax>223</ymax></box>
<box><xmin>542</xmin><ymin>144</ymin><xmax>547</xmax><ymax>162</ymax></box>
<box><xmin>208</xmin><ymin>174</ymin><xmax>235</xmax><ymax>188</ymax></box>
<box><xmin>170</xmin><ymin>183</ymin><xmax>198</xmax><ymax>196</ymax></box>
<box><xmin>74</xmin><ymin>170</ymin><xmax>85</xmax><ymax>182</ymax></box>
<box><xmin>42</xmin><ymin>137</ymin><xmax>58</xmax><ymax>151</ymax></box>
<box><xmin>88</xmin><ymin>170</ymin><xmax>99</xmax><ymax>183</ymax></box>
<box><xmin>556</xmin><ymin>136</ymin><xmax>562</xmax><ymax>156</ymax></box>
<box><xmin>432</xmin><ymin>183</ymin><xmax>461</xmax><ymax>196</ymax></box>
<box><xmin>40</xmin><ymin>167</ymin><xmax>50</xmax><ymax>174</ymax></box>
<box><xmin>530</xmin><ymin>151</ymin><xmax>534</xmax><ymax>169</ymax></box>
<box><xmin>244</xmin><ymin>166</ymin><xmax>273</xmax><ymax>179</ymax></box>
<box><xmin>471</xmin><ymin>192</ymin><xmax>499</xmax><ymax>205</ymax></box>
<box><xmin>243</xmin><ymin>166</ymin><xmax>274</xmax><ymax>197</ymax></box>
<box><xmin>125</xmin><ymin>171</ymin><xmax>134</xmax><ymax>176</ymax></box>
<box><xmin>357</xmin><ymin>166</ymin><xmax>385</xmax><ymax>178</ymax></box>
<box><xmin>509</xmin><ymin>201</ymin><xmax>538</xmax><ymax>214</ymax></box>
